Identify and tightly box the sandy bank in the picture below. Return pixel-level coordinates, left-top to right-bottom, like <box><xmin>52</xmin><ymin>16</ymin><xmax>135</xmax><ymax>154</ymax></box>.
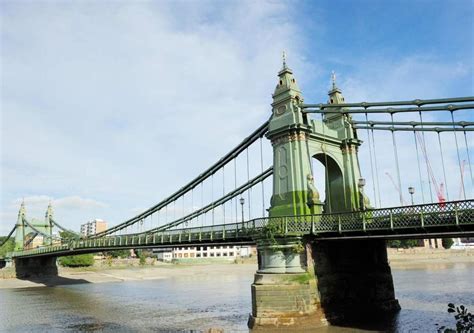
<box><xmin>1</xmin><ymin>249</ymin><xmax>473</xmax><ymax>289</ymax></box>
<box><xmin>388</xmin><ymin>248</ymin><xmax>474</xmax><ymax>269</ymax></box>
<box><xmin>0</xmin><ymin>262</ymin><xmax>258</xmax><ymax>289</ymax></box>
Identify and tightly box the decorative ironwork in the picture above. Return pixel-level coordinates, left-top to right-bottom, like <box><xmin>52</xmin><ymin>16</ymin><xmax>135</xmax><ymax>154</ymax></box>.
<box><xmin>10</xmin><ymin>199</ymin><xmax>474</xmax><ymax>258</ymax></box>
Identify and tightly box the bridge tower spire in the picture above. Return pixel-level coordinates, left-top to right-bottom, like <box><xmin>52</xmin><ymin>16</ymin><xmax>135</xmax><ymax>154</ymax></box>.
<box><xmin>266</xmin><ymin>57</ymin><xmax>321</xmax><ymax>216</ymax></box>
<box><xmin>14</xmin><ymin>201</ymin><xmax>26</xmax><ymax>251</ymax></box>
<box><xmin>44</xmin><ymin>202</ymin><xmax>53</xmax><ymax>245</ymax></box>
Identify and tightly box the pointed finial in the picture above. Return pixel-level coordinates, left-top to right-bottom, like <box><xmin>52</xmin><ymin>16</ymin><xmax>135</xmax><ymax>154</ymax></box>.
<box><xmin>331</xmin><ymin>70</ymin><xmax>337</xmax><ymax>89</ymax></box>
<box><xmin>282</xmin><ymin>50</ymin><xmax>287</xmax><ymax>69</ymax></box>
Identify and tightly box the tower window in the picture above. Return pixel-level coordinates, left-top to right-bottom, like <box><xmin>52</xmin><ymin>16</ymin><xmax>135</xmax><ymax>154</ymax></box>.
<box><xmin>279</xmin><ymin>80</ymin><xmax>283</xmax><ymax>85</ymax></box>
<box><xmin>292</xmin><ymin>79</ymin><xmax>295</xmax><ymax>83</ymax></box>
<box><xmin>330</xmin><ymin>99</ymin><xmax>334</xmax><ymax>103</ymax></box>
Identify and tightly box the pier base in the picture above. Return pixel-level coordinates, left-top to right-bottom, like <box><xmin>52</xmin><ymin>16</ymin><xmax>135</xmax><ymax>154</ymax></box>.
<box><xmin>249</xmin><ymin>237</ymin><xmax>325</xmax><ymax>330</ymax></box>
<box><xmin>312</xmin><ymin>239</ymin><xmax>400</xmax><ymax>323</ymax></box>
<box><xmin>250</xmin><ymin>238</ymin><xmax>400</xmax><ymax>329</ymax></box>
<box><xmin>14</xmin><ymin>256</ymin><xmax>58</xmax><ymax>278</ymax></box>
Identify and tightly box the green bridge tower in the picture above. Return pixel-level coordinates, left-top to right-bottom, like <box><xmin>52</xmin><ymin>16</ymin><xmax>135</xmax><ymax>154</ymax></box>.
<box><xmin>249</xmin><ymin>60</ymin><xmax>399</xmax><ymax>329</ymax></box>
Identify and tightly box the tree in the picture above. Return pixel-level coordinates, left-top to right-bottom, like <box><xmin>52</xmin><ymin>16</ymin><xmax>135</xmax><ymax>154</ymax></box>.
<box><xmin>437</xmin><ymin>303</ymin><xmax>473</xmax><ymax>332</ymax></box>
<box><xmin>139</xmin><ymin>253</ymin><xmax>146</xmax><ymax>266</ymax></box>
<box><xmin>59</xmin><ymin>254</ymin><xmax>94</xmax><ymax>267</ymax></box>
<box><xmin>387</xmin><ymin>239</ymin><xmax>419</xmax><ymax>248</ymax></box>
<box><xmin>0</xmin><ymin>237</ymin><xmax>15</xmax><ymax>257</ymax></box>
<box><xmin>442</xmin><ymin>238</ymin><xmax>454</xmax><ymax>249</ymax></box>
<box><xmin>103</xmin><ymin>249</ymin><xmax>130</xmax><ymax>258</ymax></box>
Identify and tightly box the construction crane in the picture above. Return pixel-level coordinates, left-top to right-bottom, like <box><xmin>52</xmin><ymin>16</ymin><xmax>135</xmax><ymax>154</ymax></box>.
<box><xmin>385</xmin><ymin>171</ymin><xmax>406</xmax><ymax>206</ymax></box>
<box><xmin>416</xmin><ymin>132</ymin><xmax>446</xmax><ymax>206</ymax></box>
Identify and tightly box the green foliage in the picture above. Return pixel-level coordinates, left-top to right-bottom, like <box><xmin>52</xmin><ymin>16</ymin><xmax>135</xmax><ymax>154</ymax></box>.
<box><xmin>437</xmin><ymin>304</ymin><xmax>473</xmax><ymax>332</ymax></box>
<box><xmin>442</xmin><ymin>238</ymin><xmax>454</xmax><ymax>249</ymax></box>
<box><xmin>104</xmin><ymin>249</ymin><xmax>130</xmax><ymax>258</ymax></box>
<box><xmin>59</xmin><ymin>254</ymin><xmax>94</xmax><ymax>267</ymax></box>
<box><xmin>138</xmin><ymin>253</ymin><xmax>146</xmax><ymax>266</ymax></box>
<box><xmin>387</xmin><ymin>239</ymin><xmax>419</xmax><ymax>248</ymax></box>
<box><xmin>59</xmin><ymin>230</ymin><xmax>81</xmax><ymax>240</ymax></box>
<box><xmin>0</xmin><ymin>237</ymin><xmax>15</xmax><ymax>257</ymax></box>
<box><xmin>285</xmin><ymin>272</ymin><xmax>314</xmax><ymax>284</ymax></box>
<box><xmin>259</xmin><ymin>220</ymin><xmax>283</xmax><ymax>244</ymax></box>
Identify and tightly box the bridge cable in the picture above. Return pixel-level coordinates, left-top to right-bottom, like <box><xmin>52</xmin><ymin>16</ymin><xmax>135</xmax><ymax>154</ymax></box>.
<box><xmin>223</xmin><ymin>165</ymin><xmax>226</xmax><ymax>224</ymax></box>
<box><xmin>260</xmin><ymin>137</ymin><xmax>266</xmax><ymax>216</ymax></box>
<box><xmin>234</xmin><ymin>158</ymin><xmax>238</xmax><ymax>222</ymax></box>
<box><xmin>201</xmin><ymin>182</ymin><xmax>204</xmax><ymax>227</ymax></box>
<box><xmin>463</xmin><ymin>129</ymin><xmax>474</xmax><ymax>195</ymax></box>
<box><xmin>437</xmin><ymin>132</ymin><xmax>450</xmax><ymax>201</ymax></box>
<box><xmin>144</xmin><ymin>168</ymin><xmax>273</xmax><ymax>233</ymax></box>
<box><xmin>413</xmin><ymin>126</ymin><xmax>426</xmax><ymax>204</ymax></box>
<box><xmin>390</xmin><ymin>113</ymin><xmax>404</xmax><ymax>206</ymax></box>
<box><xmin>211</xmin><ymin>174</ymin><xmax>214</xmax><ymax>226</ymax></box>
<box><xmin>191</xmin><ymin>187</ymin><xmax>194</xmax><ymax>227</ymax></box>
<box><xmin>183</xmin><ymin>193</ymin><xmax>186</xmax><ymax>227</ymax></box>
<box><xmin>451</xmin><ymin>111</ymin><xmax>467</xmax><ymax>199</ymax></box>
<box><xmin>246</xmin><ymin>147</ymin><xmax>251</xmax><ymax>220</ymax></box>
<box><xmin>321</xmin><ymin>113</ymin><xmax>332</xmax><ymax>213</ymax></box>
<box><xmin>22</xmin><ymin>218</ymin><xmax>61</xmax><ymax>240</ymax></box>
<box><xmin>365</xmin><ymin>112</ymin><xmax>378</xmax><ymax>207</ymax></box>
<box><xmin>0</xmin><ymin>225</ymin><xmax>16</xmax><ymax>248</ymax></box>
<box><xmin>370</xmin><ymin>127</ymin><xmax>382</xmax><ymax>207</ymax></box>
<box><xmin>419</xmin><ymin>111</ymin><xmax>434</xmax><ymax>202</ymax></box>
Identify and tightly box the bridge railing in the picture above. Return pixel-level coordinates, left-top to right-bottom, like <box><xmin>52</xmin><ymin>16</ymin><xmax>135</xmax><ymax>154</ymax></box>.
<box><xmin>9</xmin><ymin>199</ymin><xmax>474</xmax><ymax>258</ymax></box>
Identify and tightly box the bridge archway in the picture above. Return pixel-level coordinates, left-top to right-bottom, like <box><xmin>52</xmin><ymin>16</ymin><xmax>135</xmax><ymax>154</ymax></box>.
<box><xmin>312</xmin><ymin>153</ymin><xmax>345</xmax><ymax>213</ymax></box>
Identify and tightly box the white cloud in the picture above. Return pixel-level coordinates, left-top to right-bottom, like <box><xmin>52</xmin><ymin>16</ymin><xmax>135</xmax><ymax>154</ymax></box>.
<box><xmin>0</xmin><ymin>1</ymin><xmax>312</xmax><ymax>234</ymax></box>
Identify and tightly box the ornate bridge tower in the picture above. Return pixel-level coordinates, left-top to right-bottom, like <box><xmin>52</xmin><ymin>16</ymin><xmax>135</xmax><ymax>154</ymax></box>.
<box><xmin>249</xmin><ymin>60</ymin><xmax>399</xmax><ymax>329</ymax></box>
<box><xmin>267</xmin><ymin>64</ymin><xmax>367</xmax><ymax>217</ymax></box>
<box><xmin>14</xmin><ymin>202</ymin><xmax>54</xmax><ymax>251</ymax></box>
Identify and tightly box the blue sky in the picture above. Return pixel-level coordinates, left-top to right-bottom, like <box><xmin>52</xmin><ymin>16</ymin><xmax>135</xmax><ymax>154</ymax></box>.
<box><xmin>1</xmin><ymin>0</ymin><xmax>473</xmax><ymax>234</ymax></box>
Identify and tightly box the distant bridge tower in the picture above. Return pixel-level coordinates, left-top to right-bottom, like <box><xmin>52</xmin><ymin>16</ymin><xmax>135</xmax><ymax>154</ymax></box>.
<box><xmin>14</xmin><ymin>201</ymin><xmax>26</xmax><ymax>251</ymax></box>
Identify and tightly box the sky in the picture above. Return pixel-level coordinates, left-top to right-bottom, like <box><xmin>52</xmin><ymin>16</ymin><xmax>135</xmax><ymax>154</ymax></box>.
<box><xmin>1</xmin><ymin>0</ymin><xmax>473</xmax><ymax>235</ymax></box>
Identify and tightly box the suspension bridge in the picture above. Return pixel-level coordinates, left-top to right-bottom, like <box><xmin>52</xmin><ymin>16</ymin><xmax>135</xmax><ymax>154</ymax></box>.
<box><xmin>1</xmin><ymin>59</ymin><xmax>473</xmax><ymax>328</ymax></box>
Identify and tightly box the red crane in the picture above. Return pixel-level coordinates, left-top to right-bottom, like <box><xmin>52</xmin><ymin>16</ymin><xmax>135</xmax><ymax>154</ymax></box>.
<box><xmin>385</xmin><ymin>171</ymin><xmax>406</xmax><ymax>206</ymax></box>
<box><xmin>416</xmin><ymin>132</ymin><xmax>446</xmax><ymax>206</ymax></box>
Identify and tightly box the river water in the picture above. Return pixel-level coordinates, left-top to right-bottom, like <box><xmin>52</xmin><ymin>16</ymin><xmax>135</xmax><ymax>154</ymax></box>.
<box><xmin>0</xmin><ymin>263</ymin><xmax>473</xmax><ymax>332</ymax></box>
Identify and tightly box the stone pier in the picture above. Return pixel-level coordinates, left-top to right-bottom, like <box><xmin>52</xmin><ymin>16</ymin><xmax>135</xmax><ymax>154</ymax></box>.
<box><xmin>248</xmin><ymin>237</ymin><xmax>324</xmax><ymax>329</ymax></box>
<box><xmin>312</xmin><ymin>239</ymin><xmax>400</xmax><ymax>323</ymax></box>
<box><xmin>249</xmin><ymin>238</ymin><xmax>400</xmax><ymax>329</ymax></box>
<box><xmin>14</xmin><ymin>256</ymin><xmax>58</xmax><ymax>278</ymax></box>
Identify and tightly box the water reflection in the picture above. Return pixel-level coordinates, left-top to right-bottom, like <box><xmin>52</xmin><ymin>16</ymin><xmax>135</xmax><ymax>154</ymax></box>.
<box><xmin>0</xmin><ymin>263</ymin><xmax>473</xmax><ymax>332</ymax></box>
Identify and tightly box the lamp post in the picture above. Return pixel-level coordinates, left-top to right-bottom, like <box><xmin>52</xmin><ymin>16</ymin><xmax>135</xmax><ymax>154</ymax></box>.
<box><xmin>358</xmin><ymin>178</ymin><xmax>366</xmax><ymax>210</ymax></box>
<box><xmin>408</xmin><ymin>186</ymin><xmax>415</xmax><ymax>205</ymax></box>
<box><xmin>239</xmin><ymin>197</ymin><xmax>245</xmax><ymax>223</ymax></box>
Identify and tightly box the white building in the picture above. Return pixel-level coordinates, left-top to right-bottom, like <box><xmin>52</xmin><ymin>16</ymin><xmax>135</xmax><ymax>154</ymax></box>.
<box><xmin>153</xmin><ymin>245</ymin><xmax>256</xmax><ymax>261</ymax></box>
<box><xmin>80</xmin><ymin>219</ymin><xmax>108</xmax><ymax>237</ymax></box>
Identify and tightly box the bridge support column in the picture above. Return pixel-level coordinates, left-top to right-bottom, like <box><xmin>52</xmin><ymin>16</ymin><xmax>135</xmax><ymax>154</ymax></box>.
<box><xmin>311</xmin><ymin>239</ymin><xmax>400</xmax><ymax>323</ymax></box>
<box><xmin>249</xmin><ymin>237</ymin><xmax>325</xmax><ymax>329</ymax></box>
<box><xmin>14</xmin><ymin>256</ymin><xmax>58</xmax><ymax>278</ymax></box>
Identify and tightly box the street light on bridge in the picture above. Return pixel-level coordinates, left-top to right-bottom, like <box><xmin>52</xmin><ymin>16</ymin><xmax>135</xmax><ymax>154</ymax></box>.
<box><xmin>408</xmin><ymin>186</ymin><xmax>415</xmax><ymax>205</ymax></box>
<box><xmin>239</xmin><ymin>197</ymin><xmax>245</xmax><ymax>223</ymax></box>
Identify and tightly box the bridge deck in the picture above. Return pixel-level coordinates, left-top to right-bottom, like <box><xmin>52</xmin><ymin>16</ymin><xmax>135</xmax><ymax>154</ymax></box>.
<box><xmin>10</xmin><ymin>200</ymin><xmax>474</xmax><ymax>258</ymax></box>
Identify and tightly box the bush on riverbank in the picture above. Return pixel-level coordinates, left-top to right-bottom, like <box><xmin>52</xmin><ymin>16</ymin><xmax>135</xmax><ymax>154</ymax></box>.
<box><xmin>59</xmin><ymin>254</ymin><xmax>94</xmax><ymax>267</ymax></box>
<box><xmin>387</xmin><ymin>239</ymin><xmax>418</xmax><ymax>248</ymax></box>
<box><xmin>442</xmin><ymin>238</ymin><xmax>454</xmax><ymax>249</ymax></box>
<box><xmin>0</xmin><ymin>237</ymin><xmax>15</xmax><ymax>257</ymax></box>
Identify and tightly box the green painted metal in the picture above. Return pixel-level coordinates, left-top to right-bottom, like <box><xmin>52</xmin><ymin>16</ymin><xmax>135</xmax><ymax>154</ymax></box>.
<box><xmin>92</xmin><ymin>121</ymin><xmax>270</xmax><ymax>238</ymax></box>
<box><xmin>14</xmin><ymin>203</ymin><xmax>53</xmax><ymax>250</ymax></box>
<box><xmin>266</xmin><ymin>61</ymin><xmax>366</xmax><ymax>217</ymax></box>
<box><xmin>9</xmin><ymin>199</ymin><xmax>474</xmax><ymax>259</ymax></box>
<box><xmin>301</xmin><ymin>96</ymin><xmax>474</xmax><ymax>109</ymax></box>
<box><xmin>303</xmin><ymin>103</ymin><xmax>474</xmax><ymax>114</ymax></box>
